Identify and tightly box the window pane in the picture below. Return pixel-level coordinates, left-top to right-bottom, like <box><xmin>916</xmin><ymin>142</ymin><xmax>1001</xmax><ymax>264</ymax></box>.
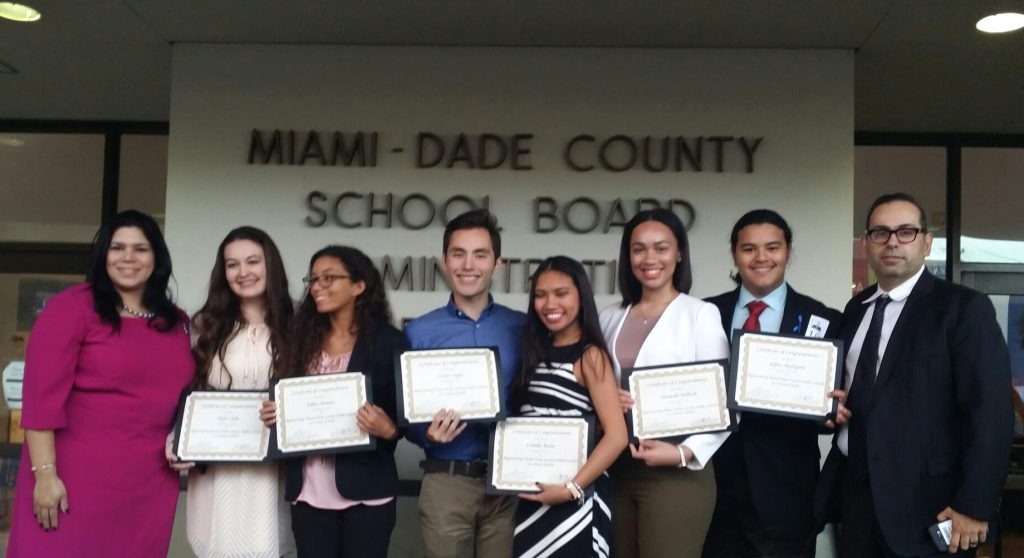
<box><xmin>118</xmin><ymin>135</ymin><xmax>168</xmax><ymax>227</ymax></box>
<box><xmin>961</xmin><ymin>147</ymin><xmax>1024</xmax><ymax>264</ymax></box>
<box><xmin>0</xmin><ymin>134</ymin><xmax>104</xmax><ymax>243</ymax></box>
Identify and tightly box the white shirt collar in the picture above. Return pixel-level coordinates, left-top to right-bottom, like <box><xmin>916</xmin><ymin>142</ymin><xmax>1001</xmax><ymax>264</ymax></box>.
<box><xmin>863</xmin><ymin>265</ymin><xmax>925</xmax><ymax>304</ymax></box>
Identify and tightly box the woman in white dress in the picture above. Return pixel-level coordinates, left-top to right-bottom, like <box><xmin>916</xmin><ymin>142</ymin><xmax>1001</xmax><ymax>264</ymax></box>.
<box><xmin>182</xmin><ymin>226</ymin><xmax>295</xmax><ymax>558</ymax></box>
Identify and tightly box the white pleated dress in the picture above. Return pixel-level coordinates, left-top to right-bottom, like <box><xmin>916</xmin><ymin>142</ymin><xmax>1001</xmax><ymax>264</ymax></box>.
<box><xmin>186</xmin><ymin>325</ymin><xmax>295</xmax><ymax>558</ymax></box>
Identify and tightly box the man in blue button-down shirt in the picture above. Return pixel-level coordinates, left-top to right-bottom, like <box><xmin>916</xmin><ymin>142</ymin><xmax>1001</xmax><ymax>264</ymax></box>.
<box><xmin>405</xmin><ymin>209</ymin><xmax>526</xmax><ymax>558</ymax></box>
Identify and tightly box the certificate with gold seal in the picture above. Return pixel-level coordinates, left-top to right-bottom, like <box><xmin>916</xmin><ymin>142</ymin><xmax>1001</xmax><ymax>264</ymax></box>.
<box><xmin>396</xmin><ymin>347</ymin><xmax>505</xmax><ymax>425</ymax></box>
<box><xmin>270</xmin><ymin>372</ymin><xmax>375</xmax><ymax>457</ymax></box>
<box><xmin>728</xmin><ymin>331</ymin><xmax>844</xmax><ymax>420</ymax></box>
<box><xmin>623</xmin><ymin>360</ymin><xmax>734</xmax><ymax>442</ymax></box>
<box><xmin>486</xmin><ymin>417</ymin><xmax>594</xmax><ymax>495</ymax></box>
<box><xmin>173</xmin><ymin>390</ymin><xmax>271</xmax><ymax>463</ymax></box>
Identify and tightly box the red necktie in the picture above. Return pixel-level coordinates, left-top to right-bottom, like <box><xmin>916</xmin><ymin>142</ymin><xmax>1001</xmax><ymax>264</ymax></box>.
<box><xmin>742</xmin><ymin>300</ymin><xmax>768</xmax><ymax>331</ymax></box>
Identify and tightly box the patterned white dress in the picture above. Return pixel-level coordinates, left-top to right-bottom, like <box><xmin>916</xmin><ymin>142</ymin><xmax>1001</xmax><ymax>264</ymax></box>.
<box><xmin>186</xmin><ymin>324</ymin><xmax>294</xmax><ymax>558</ymax></box>
<box><xmin>513</xmin><ymin>341</ymin><xmax>612</xmax><ymax>558</ymax></box>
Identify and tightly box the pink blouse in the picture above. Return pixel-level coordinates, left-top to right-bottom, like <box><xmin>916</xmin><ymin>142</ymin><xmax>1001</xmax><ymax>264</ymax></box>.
<box><xmin>294</xmin><ymin>351</ymin><xmax>393</xmax><ymax>510</ymax></box>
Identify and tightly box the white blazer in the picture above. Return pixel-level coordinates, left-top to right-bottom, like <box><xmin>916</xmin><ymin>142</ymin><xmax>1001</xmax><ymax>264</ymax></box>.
<box><xmin>599</xmin><ymin>292</ymin><xmax>731</xmax><ymax>470</ymax></box>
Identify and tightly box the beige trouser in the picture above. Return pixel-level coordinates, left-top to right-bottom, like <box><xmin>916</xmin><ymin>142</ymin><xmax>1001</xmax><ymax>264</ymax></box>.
<box><xmin>612</xmin><ymin>458</ymin><xmax>717</xmax><ymax>558</ymax></box>
<box><xmin>418</xmin><ymin>471</ymin><xmax>516</xmax><ymax>558</ymax></box>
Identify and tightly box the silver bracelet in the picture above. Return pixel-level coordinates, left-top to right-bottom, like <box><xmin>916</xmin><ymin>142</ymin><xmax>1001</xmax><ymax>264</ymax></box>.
<box><xmin>565</xmin><ymin>480</ymin><xmax>584</xmax><ymax>504</ymax></box>
<box><xmin>677</xmin><ymin>445</ymin><xmax>688</xmax><ymax>469</ymax></box>
<box><xmin>31</xmin><ymin>463</ymin><xmax>56</xmax><ymax>473</ymax></box>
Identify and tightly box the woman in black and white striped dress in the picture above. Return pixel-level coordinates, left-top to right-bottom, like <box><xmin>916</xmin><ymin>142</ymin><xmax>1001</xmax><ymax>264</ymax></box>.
<box><xmin>512</xmin><ymin>256</ymin><xmax>628</xmax><ymax>558</ymax></box>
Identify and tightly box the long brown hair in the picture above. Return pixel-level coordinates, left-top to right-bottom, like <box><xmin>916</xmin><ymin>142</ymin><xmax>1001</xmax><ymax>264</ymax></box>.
<box><xmin>286</xmin><ymin>245</ymin><xmax>391</xmax><ymax>377</ymax></box>
<box><xmin>192</xmin><ymin>227</ymin><xmax>293</xmax><ymax>388</ymax></box>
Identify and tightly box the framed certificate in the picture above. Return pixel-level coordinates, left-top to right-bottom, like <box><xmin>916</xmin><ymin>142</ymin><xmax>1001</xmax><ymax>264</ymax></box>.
<box><xmin>395</xmin><ymin>347</ymin><xmax>505</xmax><ymax>425</ymax></box>
<box><xmin>728</xmin><ymin>331</ymin><xmax>844</xmax><ymax>420</ymax></box>
<box><xmin>269</xmin><ymin>373</ymin><xmax>375</xmax><ymax>458</ymax></box>
<box><xmin>622</xmin><ymin>360</ymin><xmax>735</xmax><ymax>443</ymax></box>
<box><xmin>486</xmin><ymin>417</ymin><xmax>594</xmax><ymax>496</ymax></box>
<box><xmin>173</xmin><ymin>390</ymin><xmax>271</xmax><ymax>463</ymax></box>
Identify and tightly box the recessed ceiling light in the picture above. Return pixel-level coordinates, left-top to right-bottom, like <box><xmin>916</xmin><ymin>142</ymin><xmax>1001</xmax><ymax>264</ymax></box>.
<box><xmin>0</xmin><ymin>2</ymin><xmax>40</xmax><ymax>22</ymax></box>
<box><xmin>976</xmin><ymin>12</ymin><xmax>1024</xmax><ymax>33</ymax></box>
<box><xmin>0</xmin><ymin>137</ymin><xmax>25</xmax><ymax>147</ymax></box>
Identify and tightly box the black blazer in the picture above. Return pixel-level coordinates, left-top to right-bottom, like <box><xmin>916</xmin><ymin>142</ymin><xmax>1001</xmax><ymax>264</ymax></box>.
<box><xmin>819</xmin><ymin>271</ymin><xmax>1013</xmax><ymax>555</ymax></box>
<box><xmin>284</xmin><ymin>322</ymin><xmax>409</xmax><ymax>502</ymax></box>
<box><xmin>706</xmin><ymin>284</ymin><xmax>841</xmax><ymax>538</ymax></box>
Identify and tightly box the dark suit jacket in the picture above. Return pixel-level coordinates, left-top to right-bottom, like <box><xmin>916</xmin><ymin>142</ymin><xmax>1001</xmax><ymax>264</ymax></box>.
<box><xmin>820</xmin><ymin>270</ymin><xmax>1013</xmax><ymax>556</ymax></box>
<box><xmin>706</xmin><ymin>284</ymin><xmax>842</xmax><ymax>539</ymax></box>
<box><xmin>284</xmin><ymin>321</ymin><xmax>409</xmax><ymax>502</ymax></box>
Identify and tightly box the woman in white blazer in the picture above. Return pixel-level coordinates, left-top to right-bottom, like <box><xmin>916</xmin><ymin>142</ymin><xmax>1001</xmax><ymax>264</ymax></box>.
<box><xmin>599</xmin><ymin>208</ymin><xmax>730</xmax><ymax>558</ymax></box>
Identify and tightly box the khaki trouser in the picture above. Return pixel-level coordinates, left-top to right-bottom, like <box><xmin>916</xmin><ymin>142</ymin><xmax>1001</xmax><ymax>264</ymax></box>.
<box><xmin>613</xmin><ymin>458</ymin><xmax>717</xmax><ymax>558</ymax></box>
<box><xmin>418</xmin><ymin>471</ymin><xmax>516</xmax><ymax>558</ymax></box>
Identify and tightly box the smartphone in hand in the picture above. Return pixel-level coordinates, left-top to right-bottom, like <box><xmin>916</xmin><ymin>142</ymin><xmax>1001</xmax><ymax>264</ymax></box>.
<box><xmin>928</xmin><ymin>519</ymin><xmax>952</xmax><ymax>551</ymax></box>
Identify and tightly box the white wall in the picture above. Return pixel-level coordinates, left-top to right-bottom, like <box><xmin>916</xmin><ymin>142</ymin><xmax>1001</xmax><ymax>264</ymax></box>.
<box><xmin>165</xmin><ymin>45</ymin><xmax>853</xmax><ymax>317</ymax></box>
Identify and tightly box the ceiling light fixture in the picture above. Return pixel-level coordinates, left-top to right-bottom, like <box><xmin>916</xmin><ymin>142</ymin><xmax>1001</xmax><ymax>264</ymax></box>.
<box><xmin>0</xmin><ymin>2</ymin><xmax>40</xmax><ymax>22</ymax></box>
<box><xmin>0</xmin><ymin>137</ymin><xmax>25</xmax><ymax>147</ymax></box>
<box><xmin>976</xmin><ymin>12</ymin><xmax>1024</xmax><ymax>33</ymax></box>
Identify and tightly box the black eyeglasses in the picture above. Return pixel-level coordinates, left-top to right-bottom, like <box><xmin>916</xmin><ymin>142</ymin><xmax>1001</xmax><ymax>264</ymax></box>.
<box><xmin>302</xmin><ymin>274</ymin><xmax>350</xmax><ymax>288</ymax></box>
<box><xmin>865</xmin><ymin>227</ymin><xmax>924</xmax><ymax>245</ymax></box>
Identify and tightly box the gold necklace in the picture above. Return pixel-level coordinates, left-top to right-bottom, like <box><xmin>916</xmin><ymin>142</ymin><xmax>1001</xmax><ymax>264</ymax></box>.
<box><xmin>636</xmin><ymin>300</ymin><xmax>670</xmax><ymax>325</ymax></box>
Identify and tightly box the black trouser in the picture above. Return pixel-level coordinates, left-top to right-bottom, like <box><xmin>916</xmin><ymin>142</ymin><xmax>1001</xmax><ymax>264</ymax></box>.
<box><xmin>703</xmin><ymin>458</ymin><xmax>815</xmax><ymax>558</ymax></box>
<box><xmin>291</xmin><ymin>499</ymin><xmax>397</xmax><ymax>558</ymax></box>
<box><xmin>839</xmin><ymin>465</ymin><xmax>973</xmax><ymax>558</ymax></box>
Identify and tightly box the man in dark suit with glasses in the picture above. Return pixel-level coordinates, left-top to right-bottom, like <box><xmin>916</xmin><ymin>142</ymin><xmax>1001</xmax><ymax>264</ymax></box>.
<box><xmin>821</xmin><ymin>192</ymin><xmax>1013</xmax><ymax>557</ymax></box>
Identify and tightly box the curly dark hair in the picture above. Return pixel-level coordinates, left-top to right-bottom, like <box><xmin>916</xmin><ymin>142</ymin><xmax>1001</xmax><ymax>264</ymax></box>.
<box><xmin>191</xmin><ymin>227</ymin><xmax>293</xmax><ymax>389</ymax></box>
<box><xmin>286</xmin><ymin>245</ymin><xmax>392</xmax><ymax>377</ymax></box>
<box><xmin>87</xmin><ymin>210</ymin><xmax>180</xmax><ymax>333</ymax></box>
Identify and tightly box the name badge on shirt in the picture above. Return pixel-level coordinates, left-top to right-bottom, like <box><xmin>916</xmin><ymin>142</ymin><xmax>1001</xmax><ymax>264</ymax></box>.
<box><xmin>804</xmin><ymin>315</ymin><xmax>830</xmax><ymax>338</ymax></box>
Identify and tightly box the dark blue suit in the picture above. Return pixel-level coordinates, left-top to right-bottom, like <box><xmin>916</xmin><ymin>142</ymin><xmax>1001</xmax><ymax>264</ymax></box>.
<box><xmin>820</xmin><ymin>271</ymin><xmax>1013</xmax><ymax>557</ymax></box>
<box><xmin>703</xmin><ymin>285</ymin><xmax>841</xmax><ymax>558</ymax></box>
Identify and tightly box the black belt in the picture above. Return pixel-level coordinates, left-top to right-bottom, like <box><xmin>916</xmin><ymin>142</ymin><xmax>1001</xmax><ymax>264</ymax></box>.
<box><xmin>420</xmin><ymin>459</ymin><xmax>488</xmax><ymax>478</ymax></box>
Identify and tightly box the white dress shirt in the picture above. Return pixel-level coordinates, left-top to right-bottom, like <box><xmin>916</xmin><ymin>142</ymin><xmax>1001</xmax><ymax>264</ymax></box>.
<box><xmin>838</xmin><ymin>265</ymin><xmax>925</xmax><ymax>456</ymax></box>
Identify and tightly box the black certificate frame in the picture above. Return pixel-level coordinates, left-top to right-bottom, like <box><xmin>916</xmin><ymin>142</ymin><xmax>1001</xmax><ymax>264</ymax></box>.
<box><xmin>485</xmin><ymin>415</ymin><xmax>596</xmax><ymax>497</ymax></box>
<box><xmin>621</xmin><ymin>359</ymin><xmax>737</xmax><ymax>445</ymax></box>
<box><xmin>268</xmin><ymin>372</ymin><xmax>377</xmax><ymax>459</ymax></box>
<box><xmin>172</xmin><ymin>389</ymin><xmax>272</xmax><ymax>464</ymax></box>
<box><xmin>394</xmin><ymin>346</ymin><xmax>506</xmax><ymax>427</ymax></box>
<box><xmin>728</xmin><ymin>330</ymin><xmax>845</xmax><ymax>422</ymax></box>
